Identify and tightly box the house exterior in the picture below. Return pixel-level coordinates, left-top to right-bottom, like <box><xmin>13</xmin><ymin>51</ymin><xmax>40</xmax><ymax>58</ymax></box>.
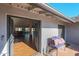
<box><xmin>0</xmin><ymin>3</ymin><xmax>78</xmax><ymax>56</ymax></box>
<box><xmin>66</xmin><ymin>16</ymin><xmax>79</xmax><ymax>45</ymax></box>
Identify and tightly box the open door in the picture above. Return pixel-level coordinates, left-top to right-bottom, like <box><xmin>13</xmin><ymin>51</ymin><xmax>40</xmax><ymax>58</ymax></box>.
<box><xmin>7</xmin><ymin>16</ymin><xmax>14</xmax><ymax>56</ymax></box>
<box><xmin>33</xmin><ymin>21</ymin><xmax>41</xmax><ymax>52</ymax></box>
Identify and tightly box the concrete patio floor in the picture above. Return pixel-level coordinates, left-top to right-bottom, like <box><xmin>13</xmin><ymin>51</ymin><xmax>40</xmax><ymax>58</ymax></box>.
<box><xmin>33</xmin><ymin>44</ymin><xmax>79</xmax><ymax>56</ymax></box>
<box><xmin>13</xmin><ymin>39</ymin><xmax>79</xmax><ymax>56</ymax></box>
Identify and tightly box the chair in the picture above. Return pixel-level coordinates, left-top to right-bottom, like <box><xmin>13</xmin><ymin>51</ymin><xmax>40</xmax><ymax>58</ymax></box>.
<box><xmin>47</xmin><ymin>36</ymin><xmax>66</xmax><ymax>56</ymax></box>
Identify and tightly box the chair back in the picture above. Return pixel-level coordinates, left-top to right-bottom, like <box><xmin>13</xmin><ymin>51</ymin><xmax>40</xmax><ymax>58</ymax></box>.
<box><xmin>48</xmin><ymin>36</ymin><xmax>65</xmax><ymax>48</ymax></box>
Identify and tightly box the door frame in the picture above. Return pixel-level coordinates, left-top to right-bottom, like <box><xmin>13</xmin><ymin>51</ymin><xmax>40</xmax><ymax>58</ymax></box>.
<box><xmin>7</xmin><ymin>15</ymin><xmax>41</xmax><ymax>55</ymax></box>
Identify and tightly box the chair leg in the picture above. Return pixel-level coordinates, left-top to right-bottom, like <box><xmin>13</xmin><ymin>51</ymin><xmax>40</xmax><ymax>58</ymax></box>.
<box><xmin>64</xmin><ymin>47</ymin><xmax>65</xmax><ymax>51</ymax></box>
<box><xmin>56</xmin><ymin>49</ymin><xmax>58</xmax><ymax>56</ymax></box>
<box><xmin>64</xmin><ymin>46</ymin><xmax>66</xmax><ymax>51</ymax></box>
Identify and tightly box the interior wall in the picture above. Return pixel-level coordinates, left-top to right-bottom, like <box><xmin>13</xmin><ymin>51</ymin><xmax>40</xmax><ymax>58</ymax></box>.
<box><xmin>0</xmin><ymin>4</ymin><xmax>68</xmax><ymax>55</ymax></box>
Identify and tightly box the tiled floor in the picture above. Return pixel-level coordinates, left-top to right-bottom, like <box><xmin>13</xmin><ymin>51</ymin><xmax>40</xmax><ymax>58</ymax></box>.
<box><xmin>14</xmin><ymin>42</ymin><xmax>37</xmax><ymax>56</ymax></box>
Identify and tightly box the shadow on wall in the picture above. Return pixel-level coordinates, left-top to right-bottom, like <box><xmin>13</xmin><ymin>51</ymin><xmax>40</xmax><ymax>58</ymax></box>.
<box><xmin>0</xmin><ymin>36</ymin><xmax>7</xmax><ymax>56</ymax></box>
<box><xmin>41</xmin><ymin>23</ymin><xmax>59</xmax><ymax>53</ymax></box>
<box><xmin>0</xmin><ymin>42</ymin><xmax>4</xmax><ymax>55</ymax></box>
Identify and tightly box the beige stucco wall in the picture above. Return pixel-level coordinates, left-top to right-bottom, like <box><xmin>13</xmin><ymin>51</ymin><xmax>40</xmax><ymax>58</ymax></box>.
<box><xmin>0</xmin><ymin>8</ymin><xmax>7</xmax><ymax>55</ymax></box>
<box><xmin>66</xmin><ymin>23</ymin><xmax>79</xmax><ymax>45</ymax></box>
<box><xmin>0</xmin><ymin>4</ymin><xmax>68</xmax><ymax>55</ymax></box>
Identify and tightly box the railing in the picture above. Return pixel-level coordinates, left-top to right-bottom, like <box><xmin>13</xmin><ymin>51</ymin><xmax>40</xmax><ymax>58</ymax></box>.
<box><xmin>0</xmin><ymin>34</ymin><xmax>14</xmax><ymax>56</ymax></box>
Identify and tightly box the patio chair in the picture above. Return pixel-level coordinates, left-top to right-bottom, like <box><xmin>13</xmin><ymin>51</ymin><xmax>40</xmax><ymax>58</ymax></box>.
<box><xmin>47</xmin><ymin>36</ymin><xmax>66</xmax><ymax>56</ymax></box>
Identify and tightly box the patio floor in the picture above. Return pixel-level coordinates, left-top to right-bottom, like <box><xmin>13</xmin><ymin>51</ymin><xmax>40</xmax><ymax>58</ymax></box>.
<box><xmin>49</xmin><ymin>46</ymin><xmax>79</xmax><ymax>56</ymax></box>
<box><xmin>33</xmin><ymin>44</ymin><xmax>79</xmax><ymax>56</ymax></box>
<box><xmin>14</xmin><ymin>41</ymin><xmax>37</xmax><ymax>56</ymax></box>
<box><xmin>13</xmin><ymin>40</ymin><xmax>79</xmax><ymax>56</ymax></box>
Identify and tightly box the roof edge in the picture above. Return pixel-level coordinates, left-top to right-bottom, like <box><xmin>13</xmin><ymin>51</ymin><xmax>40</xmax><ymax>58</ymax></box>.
<box><xmin>36</xmin><ymin>3</ymin><xmax>75</xmax><ymax>23</ymax></box>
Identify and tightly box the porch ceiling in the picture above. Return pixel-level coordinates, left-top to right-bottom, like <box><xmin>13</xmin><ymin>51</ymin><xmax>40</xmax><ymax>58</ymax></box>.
<box><xmin>6</xmin><ymin>3</ymin><xmax>73</xmax><ymax>23</ymax></box>
<box><xmin>8</xmin><ymin>3</ymin><xmax>53</xmax><ymax>17</ymax></box>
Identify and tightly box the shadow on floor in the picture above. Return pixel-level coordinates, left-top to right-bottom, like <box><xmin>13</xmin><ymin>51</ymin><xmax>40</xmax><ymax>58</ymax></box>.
<box><xmin>14</xmin><ymin>38</ymin><xmax>38</xmax><ymax>52</ymax></box>
<box><xmin>68</xmin><ymin>44</ymin><xmax>79</xmax><ymax>52</ymax></box>
<box><xmin>75</xmin><ymin>53</ymin><xmax>79</xmax><ymax>56</ymax></box>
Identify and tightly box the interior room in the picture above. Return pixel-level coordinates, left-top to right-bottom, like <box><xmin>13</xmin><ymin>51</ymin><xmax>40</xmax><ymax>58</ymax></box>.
<box><xmin>9</xmin><ymin>16</ymin><xmax>41</xmax><ymax>56</ymax></box>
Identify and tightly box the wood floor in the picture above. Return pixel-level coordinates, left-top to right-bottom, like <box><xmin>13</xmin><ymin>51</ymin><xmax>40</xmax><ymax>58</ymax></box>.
<box><xmin>14</xmin><ymin>41</ymin><xmax>37</xmax><ymax>56</ymax></box>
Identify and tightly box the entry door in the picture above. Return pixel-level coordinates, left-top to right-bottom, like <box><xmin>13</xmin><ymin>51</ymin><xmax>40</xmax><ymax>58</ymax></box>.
<box><xmin>7</xmin><ymin>16</ymin><xmax>14</xmax><ymax>56</ymax></box>
<box><xmin>58</xmin><ymin>25</ymin><xmax>65</xmax><ymax>39</ymax></box>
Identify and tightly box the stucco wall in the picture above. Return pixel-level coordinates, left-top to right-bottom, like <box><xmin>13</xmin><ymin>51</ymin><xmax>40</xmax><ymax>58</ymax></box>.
<box><xmin>0</xmin><ymin>4</ymin><xmax>68</xmax><ymax>55</ymax></box>
<box><xmin>66</xmin><ymin>23</ymin><xmax>79</xmax><ymax>45</ymax></box>
<box><xmin>0</xmin><ymin>9</ymin><xmax>7</xmax><ymax>55</ymax></box>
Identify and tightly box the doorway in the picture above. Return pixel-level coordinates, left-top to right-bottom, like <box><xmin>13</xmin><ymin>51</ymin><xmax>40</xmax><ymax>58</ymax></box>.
<box><xmin>58</xmin><ymin>25</ymin><xmax>65</xmax><ymax>39</ymax></box>
<box><xmin>7</xmin><ymin>15</ymin><xmax>41</xmax><ymax>56</ymax></box>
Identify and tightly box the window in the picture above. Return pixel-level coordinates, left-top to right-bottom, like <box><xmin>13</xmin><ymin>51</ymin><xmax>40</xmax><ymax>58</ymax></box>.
<box><xmin>15</xmin><ymin>27</ymin><xmax>22</xmax><ymax>31</ymax></box>
<box><xmin>25</xmin><ymin>28</ymin><xmax>30</xmax><ymax>32</ymax></box>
